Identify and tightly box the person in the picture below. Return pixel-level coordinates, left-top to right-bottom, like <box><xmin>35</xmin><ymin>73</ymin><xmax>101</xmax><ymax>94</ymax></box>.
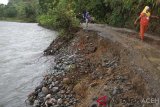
<box><xmin>134</xmin><ymin>6</ymin><xmax>159</xmax><ymax>41</ymax></box>
<box><xmin>82</xmin><ymin>10</ymin><xmax>86</xmax><ymax>22</ymax></box>
<box><xmin>84</xmin><ymin>11</ymin><xmax>91</xmax><ymax>29</ymax></box>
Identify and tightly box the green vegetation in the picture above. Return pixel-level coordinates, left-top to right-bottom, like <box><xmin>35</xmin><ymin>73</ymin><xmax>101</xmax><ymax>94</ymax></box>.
<box><xmin>38</xmin><ymin>0</ymin><xmax>160</xmax><ymax>34</ymax></box>
<box><xmin>0</xmin><ymin>0</ymin><xmax>39</xmax><ymax>22</ymax></box>
<box><xmin>0</xmin><ymin>0</ymin><xmax>160</xmax><ymax>34</ymax></box>
<box><xmin>38</xmin><ymin>0</ymin><xmax>79</xmax><ymax>35</ymax></box>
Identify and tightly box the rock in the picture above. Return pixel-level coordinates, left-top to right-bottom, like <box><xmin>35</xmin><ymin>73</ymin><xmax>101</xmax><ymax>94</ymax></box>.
<box><xmin>46</xmin><ymin>98</ymin><xmax>57</xmax><ymax>105</ymax></box>
<box><xmin>41</xmin><ymin>80</ymin><xmax>48</xmax><ymax>86</ymax></box>
<box><xmin>60</xmin><ymin>94</ymin><xmax>64</xmax><ymax>99</ymax></box>
<box><xmin>62</xmin><ymin>78</ymin><xmax>70</xmax><ymax>84</ymax></box>
<box><xmin>85</xmin><ymin>71</ymin><xmax>88</xmax><ymax>73</ymax></box>
<box><xmin>28</xmin><ymin>95</ymin><xmax>35</xmax><ymax>104</ymax></box>
<box><xmin>57</xmin><ymin>98</ymin><xmax>63</xmax><ymax>105</ymax></box>
<box><xmin>52</xmin><ymin>87</ymin><xmax>59</xmax><ymax>93</ymax></box>
<box><xmin>49</xmin><ymin>84</ymin><xmax>52</xmax><ymax>89</ymax></box>
<box><xmin>35</xmin><ymin>84</ymin><xmax>43</xmax><ymax>92</ymax></box>
<box><xmin>48</xmin><ymin>78</ymin><xmax>52</xmax><ymax>84</ymax></box>
<box><xmin>91</xmin><ymin>73</ymin><xmax>98</xmax><ymax>80</ymax></box>
<box><xmin>90</xmin><ymin>101</ymin><xmax>98</xmax><ymax>107</ymax></box>
<box><xmin>42</xmin><ymin>87</ymin><xmax>49</xmax><ymax>95</ymax></box>
<box><xmin>112</xmin><ymin>87</ymin><xmax>118</xmax><ymax>95</ymax></box>
<box><xmin>52</xmin><ymin>82</ymin><xmax>55</xmax><ymax>87</ymax></box>
<box><xmin>58</xmin><ymin>83</ymin><xmax>63</xmax><ymax>88</ymax></box>
<box><xmin>66</xmin><ymin>90</ymin><xmax>71</xmax><ymax>94</ymax></box>
<box><xmin>46</xmin><ymin>94</ymin><xmax>51</xmax><ymax>99</ymax></box>
<box><xmin>38</xmin><ymin>92</ymin><xmax>45</xmax><ymax>98</ymax></box>
<box><xmin>51</xmin><ymin>98</ymin><xmax>57</xmax><ymax>103</ymax></box>
<box><xmin>116</xmin><ymin>75</ymin><xmax>128</xmax><ymax>82</ymax></box>
<box><xmin>112</xmin><ymin>87</ymin><xmax>122</xmax><ymax>95</ymax></box>
<box><xmin>28</xmin><ymin>91</ymin><xmax>36</xmax><ymax>98</ymax></box>
<box><xmin>33</xmin><ymin>100</ymin><xmax>39</xmax><ymax>107</ymax></box>
<box><xmin>90</xmin><ymin>82</ymin><xmax>98</xmax><ymax>87</ymax></box>
<box><xmin>69</xmin><ymin>100</ymin><xmax>73</xmax><ymax>105</ymax></box>
<box><xmin>64</xmin><ymin>61</ymin><xmax>70</xmax><ymax>65</ymax></box>
<box><xmin>103</xmin><ymin>59</ymin><xmax>118</xmax><ymax>68</ymax></box>
<box><xmin>68</xmin><ymin>94</ymin><xmax>73</xmax><ymax>98</ymax></box>
<box><xmin>54</xmin><ymin>81</ymin><xmax>59</xmax><ymax>86</ymax></box>
<box><xmin>99</xmin><ymin>76</ymin><xmax>103</xmax><ymax>79</ymax></box>
<box><xmin>64</xmin><ymin>100</ymin><xmax>69</xmax><ymax>105</ymax></box>
<box><xmin>54</xmin><ymin>66</ymin><xmax>59</xmax><ymax>70</ymax></box>
<box><xmin>60</xmin><ymin>90</ymin><xmax>65</xmax><ymax>94</ymax></box>
<box><xmin>65</xmin><ymin>64</ymin><xmax>76</xmax><ymax>71</ymax></box>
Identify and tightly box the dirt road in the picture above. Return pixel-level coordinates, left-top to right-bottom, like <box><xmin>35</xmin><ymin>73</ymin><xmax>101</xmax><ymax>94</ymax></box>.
<box><xmin>84</xmin><ymin>23</ymin><xmax>160</xmax><ymax>100</ymax></box>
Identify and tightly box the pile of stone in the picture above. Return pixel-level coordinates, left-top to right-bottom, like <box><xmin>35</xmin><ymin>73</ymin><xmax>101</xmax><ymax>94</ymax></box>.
<box><xmin>27</xmin><ymin>74</ymin><xmax>78</xmax><ymax>107</ymax></box>
<box><xmin>27</xmin><ymin>52</ymin><xmax>79</xmax><ymax>107</ymax></box>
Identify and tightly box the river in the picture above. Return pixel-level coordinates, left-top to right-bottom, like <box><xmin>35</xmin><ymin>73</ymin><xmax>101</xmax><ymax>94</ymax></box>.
<box><xmin>0</xmin><ymin>21</ymin><xmax>57</xmax><ymax>107</ymax></box>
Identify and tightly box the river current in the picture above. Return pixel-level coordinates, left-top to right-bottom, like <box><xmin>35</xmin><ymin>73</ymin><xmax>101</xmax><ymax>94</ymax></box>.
<box><xmin>0</xmin><ymin>21</ymin><xmax>57</xmax><ymax>107</ymax></box>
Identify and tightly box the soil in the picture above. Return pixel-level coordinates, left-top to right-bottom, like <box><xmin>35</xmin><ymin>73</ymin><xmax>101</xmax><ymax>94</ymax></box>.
<box><xmin>28</xmin><ymin>24</ymin><xmax>160</xmax><ymax>107</ymax></box>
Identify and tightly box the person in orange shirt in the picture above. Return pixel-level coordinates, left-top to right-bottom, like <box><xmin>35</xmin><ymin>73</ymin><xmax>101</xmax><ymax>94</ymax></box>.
<box><xmin>134</xmin><ymin>6</ymin><xmax>159</xmax><ymax>41</ymax></box>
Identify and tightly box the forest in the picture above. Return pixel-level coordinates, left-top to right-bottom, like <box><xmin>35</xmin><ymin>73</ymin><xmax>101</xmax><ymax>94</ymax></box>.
<box><xmin>0</xmin><ymin>0</ymin><xmax>39</xmax><ymax>22</ymax></box>
<box><xmin>0</xmin><ymin>0</ymin><xmax>160</xmax><ymax>34</ymax></box>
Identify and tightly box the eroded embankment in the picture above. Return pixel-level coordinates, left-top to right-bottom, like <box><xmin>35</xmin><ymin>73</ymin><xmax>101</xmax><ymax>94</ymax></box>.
<box><xmin>27</xmin><ymin>29</ymin><xmax>155</xmax><ymax>107</ymax></box>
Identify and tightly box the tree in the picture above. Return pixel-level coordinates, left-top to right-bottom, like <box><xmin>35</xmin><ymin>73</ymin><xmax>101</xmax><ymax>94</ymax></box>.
<box><xmin>0</xmin><ymin>4</ymin><xmax>5</xmax><ymax>17</ymax></box>
<box><xmin>4</xmin><ymin>3</ymin><xmax>17</xmax><ymax>17</ymax></box>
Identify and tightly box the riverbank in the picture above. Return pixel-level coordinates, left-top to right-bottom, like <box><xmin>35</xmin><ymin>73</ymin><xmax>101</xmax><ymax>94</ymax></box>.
<box><xmin>27</xmin><ymin>26</ymin><xmax>160</xmax><ymax>107</ymax></box>
<box><xmin>0</xmin><ymin>17</ymin><xmax>36</xmax><ymax>23</ymax></box>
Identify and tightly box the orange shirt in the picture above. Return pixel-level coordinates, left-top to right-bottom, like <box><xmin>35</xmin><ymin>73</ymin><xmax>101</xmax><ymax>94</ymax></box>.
<box><xmin>140</xmin><ymin>13</ymin><xmax>150</xmax><ymax>26</ymax></box>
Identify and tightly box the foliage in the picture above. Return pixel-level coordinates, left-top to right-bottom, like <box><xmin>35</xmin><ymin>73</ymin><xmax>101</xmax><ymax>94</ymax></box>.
<box><xmin>0</xmin><ymin>0</ymin><xmax>39</xmax><ymax>22</ymax></box>
<box><xmin>0</xmin><ymin>0</ymin><xmax>159</xmax><ymax>34</ymax></box>
<box><xmin>73</xmin><ymin>0</ymin><xmax>160</xmax><ymax>32</ymax></box>
<box><xmin>38</xmin><ymin>0</ymin><xmax>160</xmax><ymax>33</ymax></box>
<box><xmin>0</xmin><ymin>4</ymin><xmax>5</xmax><ymax>17</ymax></box>
<box><xmin>4</xmin><ymin>3</ymin><xmax>17</xmax><ymax>17</ymax></box>
<box><xmin>38</xmin><ymin>0</ymin><xmax>79</xmax><ymax>35</ymax></box>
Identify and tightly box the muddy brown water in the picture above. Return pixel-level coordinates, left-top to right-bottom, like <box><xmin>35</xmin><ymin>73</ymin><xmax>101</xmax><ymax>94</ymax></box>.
<box><xmin>0</xmin><ymin>21</ymin><xmax>57</xmax><ymax>107</ymax></box>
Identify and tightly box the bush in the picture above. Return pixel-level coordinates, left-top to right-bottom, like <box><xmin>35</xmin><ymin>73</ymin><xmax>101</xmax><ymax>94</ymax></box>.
<box><xmin>38</xmin><ymin>8</ymin><xmax>79</xmax><ymax>35</ymax></box>
<box><xmin>38</xmin><ymin>14</ymin><xmax>55</xmax><ymax>28</ymax></box>
<box><xmin>4</xmin><ymin>6</ymin><xmax>17</xmax><ymax>17</ymax></box>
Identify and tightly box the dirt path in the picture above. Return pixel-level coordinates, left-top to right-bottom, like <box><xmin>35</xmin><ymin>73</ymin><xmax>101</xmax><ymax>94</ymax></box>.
<box><xmin>84</xmin><ymin>23</ymin><xmax>160</xmax><ymax>100</ymax></box>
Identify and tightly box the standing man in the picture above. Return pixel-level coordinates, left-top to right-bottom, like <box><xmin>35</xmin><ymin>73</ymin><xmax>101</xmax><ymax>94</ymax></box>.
<box><xmin>84</xmin><ymin>10</ymin><xmax>91</xmax><ymax>29</ymax></box>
